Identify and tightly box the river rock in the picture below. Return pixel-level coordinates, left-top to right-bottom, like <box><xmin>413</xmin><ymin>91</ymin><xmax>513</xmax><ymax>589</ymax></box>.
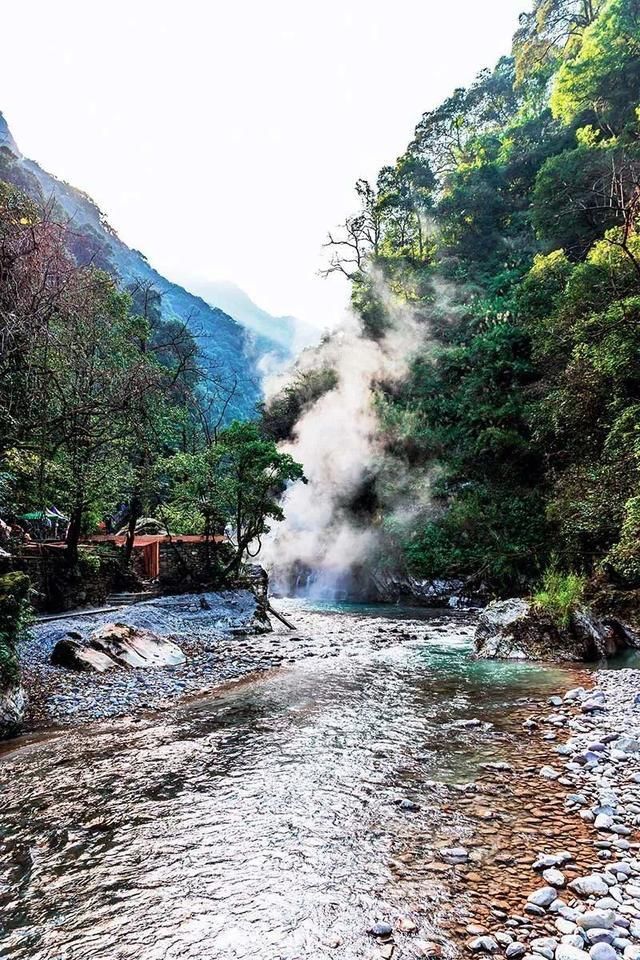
<box><xmin>540</xmin><ymin>766</ymin><xmax>561</xmax><ymax>779</ymax></box>
<box><xmin>440</xmin><ymin>846</ymin><xmax>469</xmax><ymax>863</ymax></box>
<box><xmin>368</xmin><ymin>922</ymin><xmax>393</xmax><ymax>937</ymax></box>
<box><xmin>506</xmin><ymin>944</ymin><xmax>527</xmax><ymax>959</ymax></box>
<box><xmin>556</xmin><ymin>947</ymin><xmax>591</xmax><ymax>960</ymax></box>
<box><xmin>583</xmin><ymin>699</ymin><xmax>607</xmax><ymax>714</ymax></box>
<box><xmin>534</xmin><ymin>852</ymin><xmax>572</xmax><ymax>869</ymax></box>
<box><xmin>543</xmin><ymin>868</ymin><xmax>566</xmax><ymax>887</ymax></box>
<box><xmin>595</xmin><ymin>899</ymin><xmax>621</xmax><ymax>911</ymax></box>
<box><xmin>594</xmin><ymin>814</ymin><xmax>615</xmax><ymax>830</ymax></box>
<box><xmin>585</xmin><ymin>930</ymin><xmax>616</xmax><ymax>946</ymax></box>
<box><xmin>469</xmin><ymin>936</ymin><xmax>499</xmax><ymax>953</ymax></box>
<box><xmin>565</xmin><ymin>687</ymin><xmax>588</xmax><ymax>701</ymax></box>
<box><xmin>530</xmin><ymin>937</ymin><xmax>557</xmax><ymax>959</ymax></box>
<box><xmin>52</xmin><ymin>633</ymin><xmax>118</xmax><ymax>673</ymax></box>
<box><xmin>570</xmin><ymin>875</ymin><xmax>610</xmax><ymax>897</ymax></box>
<box><xmin>0</xmin><ymin>682</ymin><xmax>26</xmax><ymax>738</ymax></box>
<box><xmin>578</xmin><ymin>912</ymin><xmax>616</xmax><ymax>931</ymax></box>
<box><xmin>590</xmin><ymin>946</ymin><xmax>618</xmax><ymax>960</ymax></box>
<box><xmin>528</xmin><ymin>887</ymin><xmax>558</xmax><ymax>908</ymax></box>
<box><xmin>496</xmin><ymin>933</ymin><xmax>515</xmax><ymax>947</ymax></box>
<box><xmin>474</xmin><ymin>600</ymin><xmax>640</xmax><ymax>662</ymax></box>
<box><xmin>52</xmin><ymin>624</ymin><xmax>186</xmax><ymax>672</ymax></box>
<box><xmin>414</xmin><ymin>942</ymin><xmax>443</xmax><ymax>959</ymax></box>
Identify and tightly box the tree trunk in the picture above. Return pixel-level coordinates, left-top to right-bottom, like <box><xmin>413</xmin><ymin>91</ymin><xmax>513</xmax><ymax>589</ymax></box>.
<box><xmin>203</xmin><ymin>514</ymin><xmax>212</xmax><ymax>572</ymax></box>
<box><xmin>124</xmin><ymin>492</ymin><xmax>142</xmax><ymax>562</ymax></box>
<box><xmin>66</xmin><ymin>505</ymin><xmax>83</xmax><ymax>566</ymax></box>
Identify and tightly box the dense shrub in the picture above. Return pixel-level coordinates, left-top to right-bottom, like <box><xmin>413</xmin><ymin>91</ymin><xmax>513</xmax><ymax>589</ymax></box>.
<box><xmin>533</xmin><ymin>568</ymin><xmax>586</xmax><ymax>627</ymax></box>
<box><xmin>0</xmin><ymin>572</ymin><xmax>31</xmax><ymax>689</ymax></box>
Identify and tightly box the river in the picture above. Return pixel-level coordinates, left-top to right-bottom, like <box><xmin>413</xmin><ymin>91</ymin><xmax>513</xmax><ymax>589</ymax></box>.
<box><xmin>0</xmin><ymin>601</ymin><xmax>583</xmax><ymax>960</ymax></box>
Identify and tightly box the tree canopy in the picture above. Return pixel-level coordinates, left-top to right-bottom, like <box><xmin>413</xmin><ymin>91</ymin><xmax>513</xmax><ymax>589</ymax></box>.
<box><xmin>312</xmin><ymin>0</ymin><xmax>640</xmax><ymax>594</ymax></box>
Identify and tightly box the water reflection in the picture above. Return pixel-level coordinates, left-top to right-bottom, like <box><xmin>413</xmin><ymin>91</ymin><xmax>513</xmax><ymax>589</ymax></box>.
<box><xmin>0</xmin><ymin>603</ymin><xmax>573</xmax><ymax>960</ymax></box>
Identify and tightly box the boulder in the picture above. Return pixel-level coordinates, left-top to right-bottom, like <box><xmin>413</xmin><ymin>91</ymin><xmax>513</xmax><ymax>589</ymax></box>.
<box><xmin>474</xmin><ymin>599</ymin><xmax>640</xmax><ymax>662</ymax></box>
<box><xmin>89</xmin><ymin>623</ymin><xmax>185</xmax><ymax>668</ymax></box>
<box><xmin>364</xmin><ymin>571</ymin><xmax>483</xmax><ymax>608</ymax></box>
<box><xmin>52</xmin><ymin>633</ymin><xmax>117</xmax><ymax>673</ymax></box>
<box><xmin>0</xmin><ymin>682</ymin><xmax>26</xmax><ymax>737</ymax></box>
<box><xmin>51</xmin><ymin>624</ymin><xmax>186</xmax><ymax>672</ymax></box>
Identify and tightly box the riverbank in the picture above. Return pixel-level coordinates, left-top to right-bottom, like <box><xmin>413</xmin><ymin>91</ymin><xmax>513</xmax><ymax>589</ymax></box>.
<box><xmin>18</xmin><ymin>589</ymin><xmax>290</xmax><ymax>730</ymax></box>
<box><xmin>425</xmin><ymin>669</ymin><xmax>640</xmax><ymax>960</ymax></box>
<box><xmin>17</xmin><ymin>593</ymin><xmax>477</xmax><ymax>732</ymax></box>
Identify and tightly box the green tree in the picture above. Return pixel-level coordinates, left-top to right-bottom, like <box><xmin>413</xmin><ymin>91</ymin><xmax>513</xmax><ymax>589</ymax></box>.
<box><xmin>167</xmin><ymin>422</ymin><xmax>304</xmax><ymax>578</ymax></box>
<box><xmin>551</xmin><ymin>0</ymin><xmax>640</xmax><ymax>133</ymax></box>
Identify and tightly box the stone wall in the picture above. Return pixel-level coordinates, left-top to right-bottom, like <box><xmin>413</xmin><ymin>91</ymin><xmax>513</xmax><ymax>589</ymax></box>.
<box><xmin>12</xmin><ymin>545</ymin><xmax>123</xmax><ymax>612</ymax></box>
<box><xmin>157</xmin><ymin>540</ymin><xmax>212</xmax><ymax>587</ymax></box>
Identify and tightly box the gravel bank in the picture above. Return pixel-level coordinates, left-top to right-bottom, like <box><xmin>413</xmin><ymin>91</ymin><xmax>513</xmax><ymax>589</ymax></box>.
<box><xmin>18</xmin><ymin>590</ymin><xmax>320</xmax><ymax>729</ymax></box>
<box><xmin>459</xmin><ymin>669</ymin><xmax>640</xmax><ymax>960</ymax></box>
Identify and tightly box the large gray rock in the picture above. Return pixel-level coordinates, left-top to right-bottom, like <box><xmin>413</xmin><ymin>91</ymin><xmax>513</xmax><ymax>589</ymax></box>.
<box><xmin>0</xmin><ymin>683</ymin><xmax>26</xmax><ymax>737</ymax></box>
<box><xmin>474</xmin><ymin>599</ymin><xmax>640</xmax><ymax>662</ymax></box>
<box><xmin>475</xmin><ymin>600</ymin><xmax>560</xmax><ymax>660</ymax></box>
<box><xmin>365</xmin><ymin>572</ymin><xmax>480</xmax><ymax>608</ymax></box>
<box><xmin>89</xmin><ymin>623</ymin><xmax>185</xmax><ymax>668</ymax></box>
<box><xmin>569</xmin><ymin>875</ymin><xmax>610</xmax><ymax>898</ymax></box>
<box><xmin>52</xmin><ymin>633</ymin><xmax>119</xmax><ymax>673</ymax></box>
<box><xmin>52</xmin><ymin>623</ymin><xmax>186</xmax><ymax>672</ymax></box>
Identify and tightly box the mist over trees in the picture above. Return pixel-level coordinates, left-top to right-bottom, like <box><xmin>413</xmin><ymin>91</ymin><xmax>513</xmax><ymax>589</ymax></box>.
<box><xmin>266</xmin><ymin>0</ymin><xmax>640</xmax><ymax>596</ymax></box>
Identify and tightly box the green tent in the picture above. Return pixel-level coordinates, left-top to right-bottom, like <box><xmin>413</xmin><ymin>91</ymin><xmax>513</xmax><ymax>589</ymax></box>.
<box><xmin>19</xmin><ymin>509</ymin><xmax>69</xmax><ymax>522</ymax></box>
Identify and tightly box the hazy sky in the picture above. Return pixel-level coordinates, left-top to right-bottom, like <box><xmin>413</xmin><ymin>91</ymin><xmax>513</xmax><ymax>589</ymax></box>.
<box><xmin>0</xmin><ymin>0</ymin><xmax>526</xmax><ymax>329</ymax></box>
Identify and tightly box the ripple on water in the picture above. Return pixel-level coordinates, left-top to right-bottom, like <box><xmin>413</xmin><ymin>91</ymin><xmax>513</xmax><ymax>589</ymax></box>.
<box><xmin>0</xmin><ymin>602</ymin><xmax>577</xmax><ymax>959</ymax></box>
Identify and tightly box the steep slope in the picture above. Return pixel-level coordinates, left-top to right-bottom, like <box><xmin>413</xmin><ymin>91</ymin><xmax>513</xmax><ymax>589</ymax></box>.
<box><xmin>0</xmin><ymin>112</ymin><xmax>268</xmax><ymax>420</ymax></box>
<box><xmin>191</xmin><ymin>280</ymin><xmax>320</xmax><ymax>355</ymax></box>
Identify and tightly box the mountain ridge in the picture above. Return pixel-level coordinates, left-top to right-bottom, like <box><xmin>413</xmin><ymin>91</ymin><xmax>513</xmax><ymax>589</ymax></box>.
<box><xmin>189</xmin><ymin>279</ymin><xmax>320</xmax><ymax>355</ymax></box>
<box><xmin>0</xmin><ymin>111</ymin><xmax>296</xmax><ymax>419</ymax></box>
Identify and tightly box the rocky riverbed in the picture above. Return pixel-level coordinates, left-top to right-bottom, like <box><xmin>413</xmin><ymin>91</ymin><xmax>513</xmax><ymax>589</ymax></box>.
<box><xmin>18</xmin><ymin>590</ymin><xmax>308</xmax><ymax>729</ymax></box>
<box><xmin>6</xmin><ymin>597</ymin><xmax>640</xmax><ymax>960</ymax></box>
<box><xmin>430</xmin><ymin>669</ymin><xmax>640</xmax><ymax>960</ymax></box>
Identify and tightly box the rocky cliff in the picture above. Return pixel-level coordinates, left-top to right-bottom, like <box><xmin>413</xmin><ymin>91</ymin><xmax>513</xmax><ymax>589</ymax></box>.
<box><xmin>474</xmin><ymin>598</ymin><xmax>640</xmax><ymax>662</ymax></box>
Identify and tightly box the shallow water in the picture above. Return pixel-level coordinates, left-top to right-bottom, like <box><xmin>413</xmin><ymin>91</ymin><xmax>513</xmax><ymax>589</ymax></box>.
<box><xmin>0</xmin><ymin>602</ymin><xmax>578</xmax><ymax>959</ymax></box>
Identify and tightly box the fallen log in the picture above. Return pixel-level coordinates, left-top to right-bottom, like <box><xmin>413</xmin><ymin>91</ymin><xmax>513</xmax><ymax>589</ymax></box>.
<box><xmin>267</xmin><ymin>603</ymin><xmax>296</xmax><ymax>630</ymax></box>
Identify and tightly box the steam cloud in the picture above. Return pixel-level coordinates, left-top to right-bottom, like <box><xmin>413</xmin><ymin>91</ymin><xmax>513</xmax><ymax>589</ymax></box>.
<box><xmin>260</xmin><ymin>278</ymin><xmax>435</xmax><ymax>600</ymax></box>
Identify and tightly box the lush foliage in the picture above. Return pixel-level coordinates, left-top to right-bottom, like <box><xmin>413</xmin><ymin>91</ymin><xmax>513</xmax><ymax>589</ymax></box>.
<box><xmin>312</xmin><ymin>0</ymin><xmax>640</xmax><ymax>593</ymax></box>
<box><xmin>533</xmin><ymin>567</ymin><xmax>587</xmax><ymax>625</ymax></box>
<box><xmin>164</xmin><ymin>422</ymin><xmax>304</xmax><ymax>576</ymax></box>
<box><xmin>0</xmin><ymin>181</ymin><xmax>302</xmax><ymax>579</ymax></box>
<box><xmin>0</xmin><ymin>572</ymin><xmax>31</xmax><ymax>689</ymax></box>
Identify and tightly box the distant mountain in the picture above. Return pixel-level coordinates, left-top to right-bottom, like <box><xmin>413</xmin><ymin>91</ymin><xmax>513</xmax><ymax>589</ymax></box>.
<box><xmin>0</xmin><ymin>112</ymin><xmax>290</xmax><ymax>420</ymax></box>
<box><xmin>0</xmin><ymin>113</ymin><xmax>19</xmax><ymax>155</ymax></box>
<box><xmin>190</xmin><ymin>280</ymin><xmax>320</xmax><ymax>356</ymax></box>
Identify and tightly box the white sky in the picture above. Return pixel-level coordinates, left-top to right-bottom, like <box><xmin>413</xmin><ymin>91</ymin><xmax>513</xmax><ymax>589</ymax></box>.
<box><xmin>0</xmin><ymin>0</ymin><xmax>527</xmax><ymax>330</ymax></box>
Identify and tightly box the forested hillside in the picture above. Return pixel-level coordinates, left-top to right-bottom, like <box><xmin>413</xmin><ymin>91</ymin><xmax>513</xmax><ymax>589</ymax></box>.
<box><xmin>0</xmin><ymin>112</ymin><xmax>280</xmax><ymax>419</ymax></box>
<box><xmin>0</xmin><ymin>150</ymin><xmax>302</xmax><ymax>575</ymax></box>
<box><xmin>266</xmin><ymin>0</ymin><xmax>640</xmax><ymax>598</ymax></box>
